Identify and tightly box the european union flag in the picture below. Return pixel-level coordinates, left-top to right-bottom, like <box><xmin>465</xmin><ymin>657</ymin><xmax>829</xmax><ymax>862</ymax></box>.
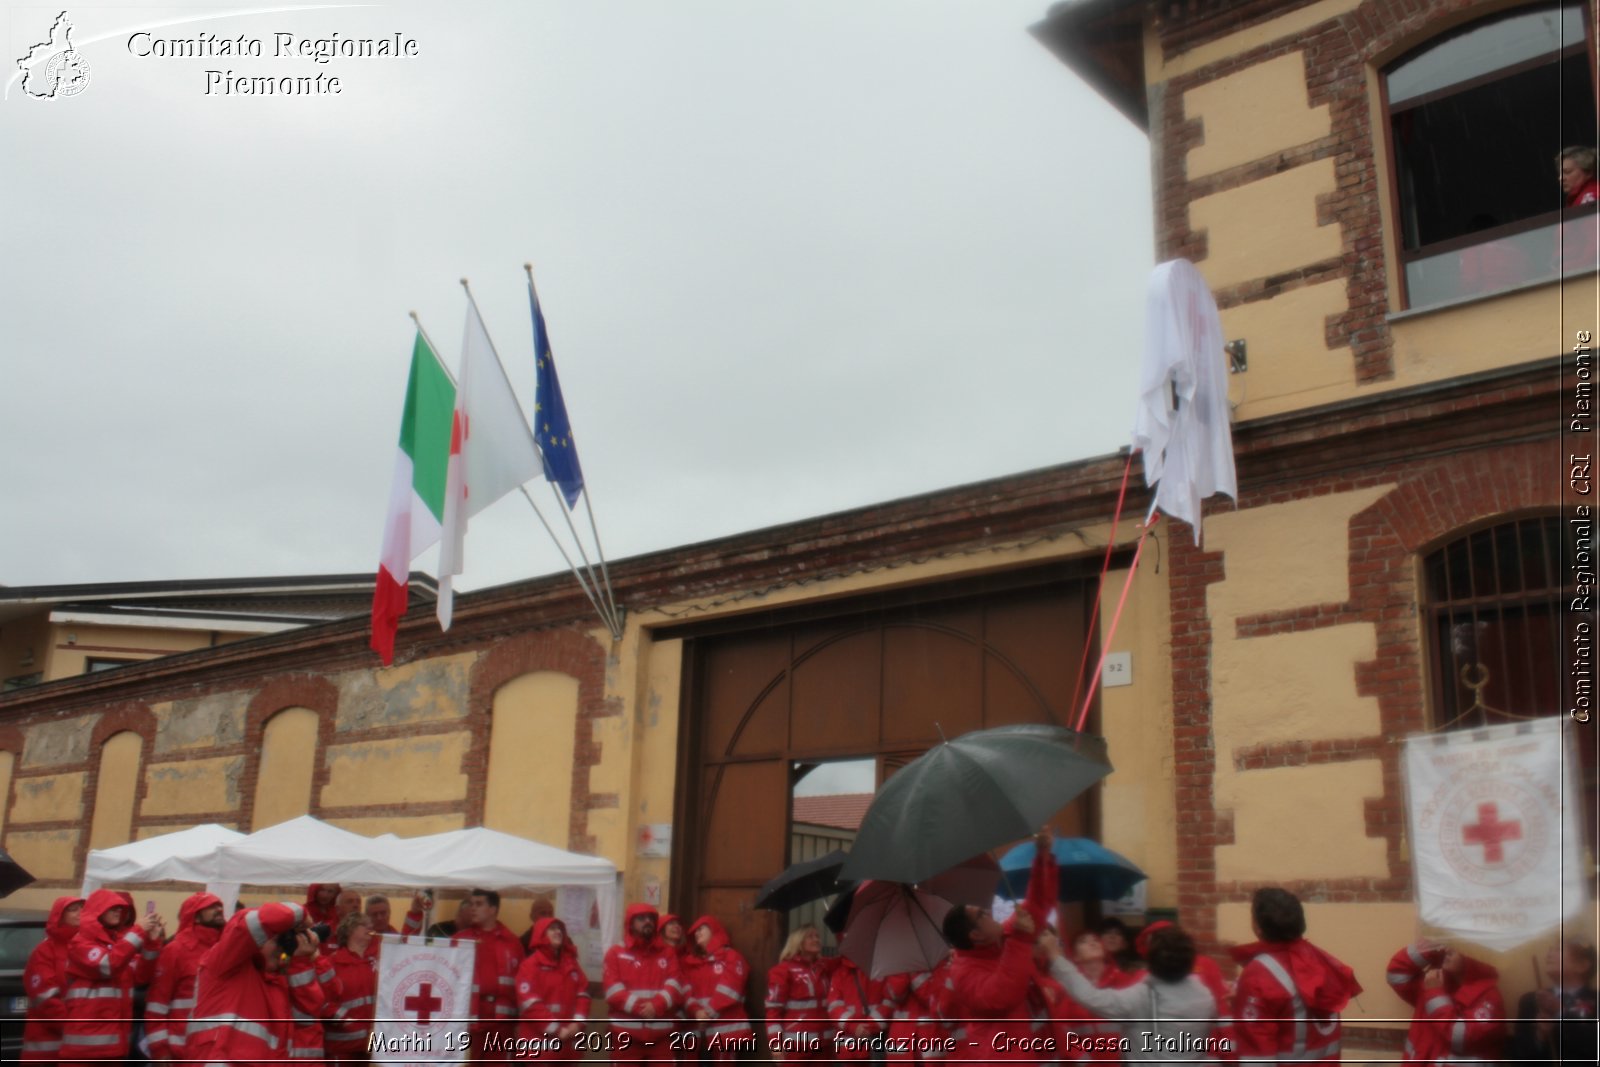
<box><xmin>530</xmin><ymin>282</ymin><xmax>585</xmax><ymax>508</ymax></box>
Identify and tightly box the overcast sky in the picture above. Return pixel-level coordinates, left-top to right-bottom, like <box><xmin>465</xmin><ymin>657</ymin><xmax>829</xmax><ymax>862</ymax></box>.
<box><xmin>1</xmin><ymin>0</ymin><xmax>1152</xmax><ymax>598</ymax></box>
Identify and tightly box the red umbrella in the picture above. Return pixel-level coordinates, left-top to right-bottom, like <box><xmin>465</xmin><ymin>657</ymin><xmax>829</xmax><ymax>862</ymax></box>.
<box><xmin>838</xmin><ymin>855</ymin><xmax>999</xmax><ymax>980</ymax></box>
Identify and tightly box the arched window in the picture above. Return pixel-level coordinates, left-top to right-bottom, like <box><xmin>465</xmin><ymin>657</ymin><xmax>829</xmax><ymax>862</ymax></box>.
<box><xmin>1422</xmin><ymin>514</ymin><xmax>1593</xmax><ymax>825</ymax></box>
<box><xmin>1385</xmin><ymin>2</ymin><xmax>1598</xmax><ymax>307</ymax></box>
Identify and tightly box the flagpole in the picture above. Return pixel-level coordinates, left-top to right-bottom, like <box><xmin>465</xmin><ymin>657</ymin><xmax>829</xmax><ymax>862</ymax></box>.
<box><xmin>453</xmin><ymin>285</ymin><xmax>623</xmax><ymax>639</ymax></box>
<box><xmin>412</xmin><ymin>309</ymin><xmax>617</xmax><ymax>638</ymax></box>
<box><xmin>525</xmin><ymin>263</ymin><xmax>622</xmax><ymax>632</ymax></box>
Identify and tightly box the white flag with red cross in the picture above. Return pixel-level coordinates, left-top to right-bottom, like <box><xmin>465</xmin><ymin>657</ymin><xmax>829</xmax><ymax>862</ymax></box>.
<box><xmin>372</xmin><ymin>934</ymin><xmax>477</xmax><ymax>1065</ymax></box>
<box><xmin>1404</xmin><ymin>717</ymin><xmax>1588</xmax><ymax>950</ymax></box>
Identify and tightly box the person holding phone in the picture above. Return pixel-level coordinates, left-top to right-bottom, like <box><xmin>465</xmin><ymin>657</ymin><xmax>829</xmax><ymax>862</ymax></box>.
<box><xmin>61</xmin><ymin>889</ymin><xmax>164</xmax><ymax>1067</ymax></box>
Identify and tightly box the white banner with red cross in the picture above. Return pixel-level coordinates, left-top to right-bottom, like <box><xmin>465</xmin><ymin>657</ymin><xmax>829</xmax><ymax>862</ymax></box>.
<box><xmin>1404</xmin><ymin>717</ymin><xmax>1588</xmax><ymax>950</ymax></box>
<box><xmin>372</xmin><ymin>934</ymin><xmax>477</xmax><ymax>1065</ymax></box>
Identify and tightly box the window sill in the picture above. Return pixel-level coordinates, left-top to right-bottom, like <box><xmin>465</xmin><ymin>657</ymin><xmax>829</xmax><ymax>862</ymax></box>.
<box><xmin>1388</xmin><ymin>264</ymin><xmax>1599</xmax><ymax>324</ymax></box>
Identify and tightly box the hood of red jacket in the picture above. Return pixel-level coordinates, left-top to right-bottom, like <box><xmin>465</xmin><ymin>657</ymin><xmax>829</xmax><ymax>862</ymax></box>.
<box><xmin>529</xmin><ymin>917</ymin><xmax>576</xmax><ymax>961</ymax></box>
<box><xmin>688</xmin><ymin>915</ymin><xmax>730</xmax><ymax>956</ymax></box>
<box><xmin>624</xmin><ymin>903</ymin><xmax>661</xmax><ymax>950</ymax></box>
<box><xmin>79</xmin><ymin>888</ymin><xmax>133</xmax><ymax>940</ymax></box>
<box><xmin>47</xmin><ymin>895</ymin><xmax>84</xmax><ymax>943</ymax></box>
<box><xmin>179</xmin><ymin>892</ymin><xmax>224</xmax><ymax>931</ymax></box>
<box><xmin>1234</xmin><ymin>939</ymin><xmax>1362</xmax><ymax>1013</ymax></box>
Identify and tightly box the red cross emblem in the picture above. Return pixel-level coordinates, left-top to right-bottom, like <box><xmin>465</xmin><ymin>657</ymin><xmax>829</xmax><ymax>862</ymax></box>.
<box><xmin>1461</xmin><ymin>802</ymin><xmax>1522</xmax><ymax>864</ymax></box>
<box><xmin>404</xmin><ymin>982</ymin><xmax>444</xmax><ymax>1024</ymax></box>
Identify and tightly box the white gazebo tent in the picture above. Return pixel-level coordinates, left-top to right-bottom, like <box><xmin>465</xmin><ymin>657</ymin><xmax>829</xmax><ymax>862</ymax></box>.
<box><xmin>80</xmin><ymin>823</ymin><xmax>245</xmax><ymax>897</ymax></box>
<box><xmin>80</xmin><ymin>816</ymin><xmax>621</xmax><ymax>954</ymax></box>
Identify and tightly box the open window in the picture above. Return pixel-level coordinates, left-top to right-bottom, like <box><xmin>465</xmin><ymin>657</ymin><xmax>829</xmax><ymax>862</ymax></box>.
<box><xmin>1385</xmin><ymin>1</ymin><xmax>1599</xmax><ymax>308</ymax></box>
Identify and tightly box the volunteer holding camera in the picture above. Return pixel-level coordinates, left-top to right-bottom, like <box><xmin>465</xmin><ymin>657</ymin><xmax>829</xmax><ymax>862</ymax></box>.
<box><xmin>186</xmin><ymin>901</ymin><xmax>330</xmax><ymax>1065</ymax></box>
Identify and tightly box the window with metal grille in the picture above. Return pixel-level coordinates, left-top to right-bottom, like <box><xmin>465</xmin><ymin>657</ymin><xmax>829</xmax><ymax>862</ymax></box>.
<box><xmin>1422</xmin><ymin>514</ymin><xmax>1594</xmax><ymax>840</ymax></box>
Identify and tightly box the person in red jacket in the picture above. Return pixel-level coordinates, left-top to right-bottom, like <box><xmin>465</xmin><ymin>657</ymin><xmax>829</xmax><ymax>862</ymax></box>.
<box><xmin>61</xmin><ymin>888</ymin><xmax>164</xmax><ymax>1066</ymax></box>
<box><xmin>1561</xmin><ymin>147</ymin><xmax>1600</xmax><ymax>207</ymax></box>
<box><xmin>829</xmin><ymin>954</ymin><xmax>890</xmax><ymax>1060</ymax></box>
<box><xmin>306</xmin><ymin>883</ymin><xmax>342</xmax><ymax>926</ymax></box>
<box><xmin>1231</xmin><ymin>888</ymin><xmax>1360</xmax><ymax>1065</ymax></box>
<box><xmin>325</xmin><ymin>912</ymin><xmax>380</xmax><ymax>1063</ymax></box>
<box><xmin>658</xmin><ymin>914</ymin><xmax>693</xmax><ymax>1062</ymax></box>
<box><xmin>21</xmin><ymin>895</ymin><xmax>81</xmax><ymax>1061</ymax></box>
<box><xmin>883</xmin><ymin>959</ymin><xmax>940</xmax><ymax>1062</ymax></box>
<box><xmin>145</xmin><ymin>891</ymin><xmax>224</xmax><ymax>1061</ymax></box>
<box><xmin>457</xmin><ymin>888</ymin><xmax>527</xmax><ymax>1059</ymax></box>
<box><xmin>939</xmin><ymin>903</ymin><xmax>1041</xmax><ymax>1062</ymax></box>
<box><xmin>1046</xmin><ymin>932</ymin><xmax>1132</xmax><ymax>1063</ymax></box>
<box><xmin>285</xmin><ymin>936</ymin><xmax>340</xmax><ymax>1062</ymax></box>
<box><xmin>187</xmin><ymin>901</ymin><xmax>310</xmax><ymax>1064</ymax></box>
<box><xmin>683</xmin><ymin>916</ymin><xmax>754</xmax><ymax>1060</ymax></box>
<box><xmin>1385</xmin><ymin>940</ymin><xmax>1505</xmax><ymax>1065</ymax></box>
<box><xmin>766</xmin><ymin>924</ymin><xmax>834</xmax><ymax>1061</ymax></box>
<box><xmin>605</xmin><ymin>903</ymin><xmax>685</xmax><ymax>1061</ymax></box>
<box><xmin>515</xmin><ymin>917</ymin><xmax>591</xmax><ymax>1058</ymax></box>
<box><xmin>882</xmin><ymin>960</ymin><xmax>951</xmax><ymax>1062</ymax></box>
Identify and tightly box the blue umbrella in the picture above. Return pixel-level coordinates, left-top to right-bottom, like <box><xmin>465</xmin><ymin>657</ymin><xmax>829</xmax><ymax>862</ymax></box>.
<box><xmin>995</xmin><ymin>838</ymin><xmax>1146</xmax><ymax>903</ymax></box>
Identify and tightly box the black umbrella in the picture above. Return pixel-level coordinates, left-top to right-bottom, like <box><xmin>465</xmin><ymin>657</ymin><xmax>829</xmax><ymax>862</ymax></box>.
<box><xmin>839</xmin><ymin>723</ymin><xmax>1112</xmax><ymax>886</ymax></box>
<box><xmin>0</xmin><ymin>844</ymin><xmax>37</xmax><ymax>898</ymax></box>
<box><xmin>755</xmin><ymin>849</ymin><xmax>853</xmax><ymax>912</ymax></box>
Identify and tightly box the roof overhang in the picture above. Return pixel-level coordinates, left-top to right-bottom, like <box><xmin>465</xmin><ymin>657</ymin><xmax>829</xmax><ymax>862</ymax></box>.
<box><xmin>1031</xmin><ymin>0</ymin><xmax>1149</xmax><ymax>130</ymax></box>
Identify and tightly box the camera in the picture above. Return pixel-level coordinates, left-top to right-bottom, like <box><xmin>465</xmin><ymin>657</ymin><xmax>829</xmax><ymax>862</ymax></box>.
<box><xmin>275</xmin><ymin>922</ymin><xmax>332</xmax><ymax>955</ymax></box>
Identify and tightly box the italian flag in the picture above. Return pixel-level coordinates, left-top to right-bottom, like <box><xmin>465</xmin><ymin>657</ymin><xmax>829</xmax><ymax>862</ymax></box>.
<box><xmin>370</xmin><ymin>330</ymin><xmax>456</xmax><ymax>665</ymax></box>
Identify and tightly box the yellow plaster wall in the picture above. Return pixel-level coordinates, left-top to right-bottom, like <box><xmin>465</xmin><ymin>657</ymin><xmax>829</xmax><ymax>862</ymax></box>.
<box><xmin>253</xmin><ymin>707</ymin><xmax>318</xmax><ymax>831</ymax></box>
<box><xmin>10</xmin><ymin>771</ymin><xmax>86</xmax><ymax>824</ymax></box>
<box><xmin>88</xmin><ymin>732</ymin><xmax>142</xmax><ymax>850</ymax></box>
<box><xmin>1146</xmin><ymin>0</ymin><xmax>1362</xmax><ymax>83</ymax></box>
<box><xmin>329</xmin><ymin>813</ymin><xmax>465</xmax><ymax>837</ymax></box>
<box><xmin>1096</xmin><ymin>555</ymin><xmax>1178</xmax><ymax>909</ymax></box>
<box><xmin>5</xmin><ymin>828</ymin><xmax>79</xmax><ymax>881</ymax></box>
<box><xmin>1221</xmin><ymin>281</ymin><xmax>1356</xmax><ymax>420</ymax></box>
<box><xmin>1389</xmin><ymin>278</ymin><xmax>1599</xmax><ymax>385</ymax></box>
<box><xmin>1191</xmin><ymin>160</ymin><xmax>1343</xmax><ymax>291</ymax></box>
<box><xmin>142</xmin><ymin>756</ymin><xmax>244</xmax><ymax>817</ymax></box>
<box><xmin>321</xmin><ymin>733</ymin><xmax>470</xmax><ymax>807</ymax></box>
<box><xmin>334</xmin><ymin>652</ymin><xmax>475</xmax><ymax>733</ymax></box>
<box><xmin>1218</xmin><ymin>900</ymin><xmax>1419</xmax><ymax>1026</ymax></box>
<box><xmin>1215</xmin><ymin>762</ymin><xmax>1388</xmax><ymax>880</ymax></box>
<box><xmin>614</xmin><ymin>628</ymin><xmax>682</xmax><ymax>906</ymax></box>
<box><xmin>0</xmin><ymin>751</ymin><xmax>13</xmax><ymax>838</ymax></box>
<box><xmin>1185</xmin><ymin>52</ymin><xmax>1330</xmax><ymax>179</ymax></box>
<box><xmin>1212</xmin><ymin>625</ymin><xmax>1381</xmax><ymax>746</ymax></box>
<box><xmin>138</xmin><ymin>821</ymin><xmax>239</xmax><ymax>838</ymax></box>
<box><xmin>1205</xmin><ymin>489</ymin><xmax>1398</xmax><ymax>881</ymax></box>
<box><xmin>1206</xmin><ymin>489</ymin><xmax>1389</xmax><ymax>618</ymax></box>
<box><xmin>484</xmin><ymin>671</ymin><xmax>578</xmax><ymax>845</ymax></box>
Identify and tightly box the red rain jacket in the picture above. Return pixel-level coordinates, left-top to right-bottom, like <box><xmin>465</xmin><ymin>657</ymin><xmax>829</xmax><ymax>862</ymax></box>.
<box><xmin>1386</xmin><ymin>944</ymin><xmax>1505</xmax><ymax>1065</ymax></box>
<box><xmin>61</xmin><ymin>889</ymin><xmax>160</xmax><ymax>1064</ymax></box>
<box><xmin>829</xmin><ymin>956</ymin><xmax>891</xmax><ymax>1059</ymax></box>
<box><xmin>186</xmin><ymin>901</ymin><xmax>306</xmax><ymax>1065</ymax></box>
<box><xmin>22</xmin><ymin>896</ymin><xmax>81</xmax><ymax>1060</ymax></box>
<box><xmin>325</xmin><ymin>945</ymin><xmax>378</xmax><ymax>1054</ymax></box>
<box><xmin>606</xmin><ymin>904</ymin><xmax>685</xmax><ymax>1044</ymax></box>
<box><xmin>941</xmin><ymin>915</ymin><xmax>1040</xmax><ymax>1062</ymax></box>
<box><xmin>457</xmin><ymin>919</ymin><xmax>527</xmax><ymax>1027</ymax></box>
<box><xmin>1232</xmin><ymin>939</ymin><xmax>1360</xmax><ymax>1065</ymax></box>
<box><xmin>284</xmin><ymin>952</ymin><xmax>339</xmax><ymax>1059</ymax></box>
<box><xmin>145</xmin><ymin>892</ymin><xmax>223</xmax><ymax>1060</ymax></box>
<box><xmin>515</xmin><ymin>917</ymin><xmax>592</xmax><ymax>1041</ymax></box>
<box><xmin>682</xmin><ymin>916</ymin><xmax>754</xmax><ymax>1045</ymax></box>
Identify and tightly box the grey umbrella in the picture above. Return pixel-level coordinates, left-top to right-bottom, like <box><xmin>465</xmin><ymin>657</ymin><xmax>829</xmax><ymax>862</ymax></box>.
<box><xmin>839</xmin><ymin>723</ymin><xmax>1111</xmax><ymax>886</ymax></box>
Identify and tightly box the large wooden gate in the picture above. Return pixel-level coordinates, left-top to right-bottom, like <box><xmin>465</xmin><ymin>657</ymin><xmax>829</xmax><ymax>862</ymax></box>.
<box><xmin>668</xmin><ymin>566</ymin><xmax>1102</xmax><ymax>990</ymax></box>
